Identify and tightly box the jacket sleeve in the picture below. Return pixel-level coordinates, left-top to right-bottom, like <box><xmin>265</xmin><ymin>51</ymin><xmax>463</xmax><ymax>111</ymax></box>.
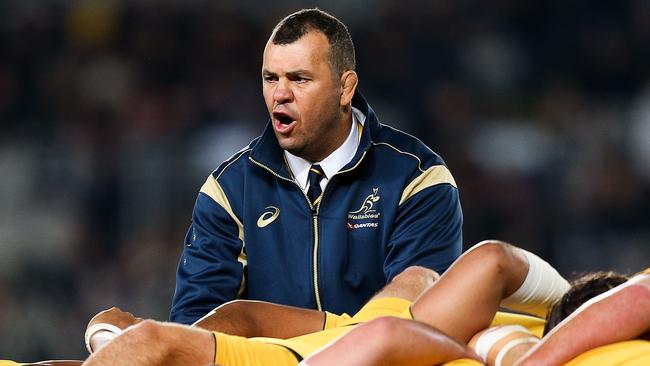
<box><xmin>384</xmin><ymin>165</ymin><xmax>463</xmax><ymax>280</ymax></box>
<box><xmin>170</xmin><ymin>176</ymin><xmax>245</xmax><ymax>324</ymax></box>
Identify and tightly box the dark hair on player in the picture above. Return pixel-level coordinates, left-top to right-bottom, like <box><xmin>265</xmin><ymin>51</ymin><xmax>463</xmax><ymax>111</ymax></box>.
<box><xmin>271</xmin><ymin>8</ymin><xmax>355</xmax><ymax>77</ymax></box>
<box><xmin>543</xmin><ymin>271</ymin><xmax>628</xmax><ymax>335</ymax></box>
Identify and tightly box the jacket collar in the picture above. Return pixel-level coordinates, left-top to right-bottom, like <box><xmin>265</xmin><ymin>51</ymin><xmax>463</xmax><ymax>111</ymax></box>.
<box><xmin>249</xmin><ymin>91</ymin><xmax>380</xmax><ymax>179</ymax></box>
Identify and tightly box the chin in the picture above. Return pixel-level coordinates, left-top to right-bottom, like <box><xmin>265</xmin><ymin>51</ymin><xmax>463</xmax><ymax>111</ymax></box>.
<box><xmin>275</xmin><ymin>135</ymin><xmax>315</xmax><ymax>160</ymax></box>
<box><xmin>278</xmin><ymin>140</ymin><xmax>301</xmax><ymax>154</ymax></box>
<box><xmin>284</xmin><ymin>146</ymin><xmax>305</xmax><ymax>157</ymax></box>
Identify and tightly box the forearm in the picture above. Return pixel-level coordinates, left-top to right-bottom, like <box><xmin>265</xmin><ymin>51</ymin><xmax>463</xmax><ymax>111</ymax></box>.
<box><xmin>192</xmin><ymin>300</ymin><xmax>326</xmax><ymax>338</ymax></box>
<box><xmin>305</xmin><ymin>317</ymin><xmax>480</xmax><ymax>366</ymax></box>
<box><xmin>516</xmin><ymin>277</ymin><xmax>650</xmax><ymax>366</ymax></box>
<box><xmin>410</xmin><ymin>241</ymin><xmax>531</xmax><ymax>343</ymax></box>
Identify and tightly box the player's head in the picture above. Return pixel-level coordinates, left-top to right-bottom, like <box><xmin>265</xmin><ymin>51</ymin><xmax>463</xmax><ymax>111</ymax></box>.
<box><xmin>270</xmin><ymin>8</ymin><xmax>355</xmax><ymax>77</ymax></box>
<box><xmin>543</xmin><ymin>271</ymin><xmax>628</xmax><ymax>335</ymax></box>
<box><xmin>262</xmin><ymin>9</ymin><xmax>359</xmax><ymax>162</ymax></box>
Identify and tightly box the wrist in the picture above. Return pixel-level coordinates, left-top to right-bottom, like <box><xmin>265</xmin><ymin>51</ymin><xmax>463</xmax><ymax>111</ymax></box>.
<box><xmin>84</xmin><ymin>322</ymin><xmax>123</xmax><ymax>354</ymax></box>
<box><xmin>472</xmin><ymin>325</ymin><xmax>539</xmax><ymax>366</ymax></box>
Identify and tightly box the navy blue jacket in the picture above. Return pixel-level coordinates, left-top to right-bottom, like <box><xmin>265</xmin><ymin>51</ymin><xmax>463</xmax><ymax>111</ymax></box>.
<box><xmin>170</xmin><ymin>93</ymin><xmax>463</xmax><ymax>324</ymax></box>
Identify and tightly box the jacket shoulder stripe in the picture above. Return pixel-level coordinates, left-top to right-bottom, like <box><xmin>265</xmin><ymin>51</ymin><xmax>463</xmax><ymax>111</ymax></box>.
<box><xmin>214</xmin><ymin>148</ymin><xmax>253</xmax><ymax>181</ymax></box>
<box><xmin>380</xmin><ymin>123</ymin><xmax>436</xmax><ymax>153</ymax></box>
<box><xmin>399</xmin><ymin>165</ymin><xmax>457</xmax><ymax>205</ymax></box>
<box><xmin>200</xmin><ymin>175</ymin><xmax>244</xmax><ymax>241</ymax></box>
<box><xmin>372</xmin><ymin>142</ymin><xmax>426</xmax><ymax>173</ymax></box>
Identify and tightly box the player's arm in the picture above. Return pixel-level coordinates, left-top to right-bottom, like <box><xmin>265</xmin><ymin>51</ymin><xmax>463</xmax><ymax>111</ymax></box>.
<box><xmin>170</xmin><ymin>175</ymin><xmax>246</xmax><ymax>324</ymax></box>
<box><xmin>192</xmin><ymin>300</ymin><xmax>326</xmax><ymax>338</ymax></box>
<box><xmin>385</xmin><ymin>167</ymin><xmax>463</xmax><ymax>280</ymax></box>
<box><xmin>410</xmin><ymin>241</ymin><xmax>568</xmax><ymax>344</ymax></box>
<box><xmin>515</xmin><ymin>273</ymin><xmax>650</xmax><ymax>366</ymax></box>
<box><xmin>303</xmin><ymin>316</ymin><xmax>480</xmax><ymax>366</ymax></box>
<box><xmin>86</xmin><ymin>300</ymin><xmax>324</xmax><ymax>353</ymax></box>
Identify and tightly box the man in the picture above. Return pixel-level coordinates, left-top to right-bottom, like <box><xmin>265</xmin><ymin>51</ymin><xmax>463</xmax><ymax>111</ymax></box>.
<box><xmin>171</xmin><ymin>8</ymin><xmax>463</xmax><ymax>324</ymax></box>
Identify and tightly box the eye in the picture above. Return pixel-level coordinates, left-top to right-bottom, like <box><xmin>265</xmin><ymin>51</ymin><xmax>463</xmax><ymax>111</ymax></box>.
<box><xmin>263</xmin><ymin>74</ymin><xmax>277</xmax><ymax>83</ymax></box>
<box><xmin>293</xmin><ymin>76</ymin><xmax>309</xmax><ymax>84</ymax></box>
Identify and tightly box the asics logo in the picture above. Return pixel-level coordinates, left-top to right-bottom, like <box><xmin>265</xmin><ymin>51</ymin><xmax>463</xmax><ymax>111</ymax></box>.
<box><xmin>257</xmin><ymin>206</ymin><xmax>280</xmax><ymax>228</ymax></box>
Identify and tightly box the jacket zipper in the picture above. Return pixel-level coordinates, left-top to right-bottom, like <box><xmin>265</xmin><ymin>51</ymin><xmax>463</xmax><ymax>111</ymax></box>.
<box><xmin>249</xmin><ymin>151</ymin><xmax>368</xmax><ymax>311</ymax></box>
<box><xmin>311</xmin><ymin>212</ymin><xmax>322</xmax><ymax>310</ymax></box>
<box><xmin>308</xmin><ymin>150</ymin><xmax>368</xmax><ymax>311</ymax></box>
<box><xmin>249</xmin><ymin>157</ymin><xmax>323</xmax><ymax>309</ymax></box>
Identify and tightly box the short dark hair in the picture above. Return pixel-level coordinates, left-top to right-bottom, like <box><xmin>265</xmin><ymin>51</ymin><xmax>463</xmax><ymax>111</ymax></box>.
<box><xmin>271</xmin><ymin>8</ymin><xmax>355</xmax><ymax>76</ymax></box>
<box><xmin>543</xmin><ymin>271</ymin><xmax>628</xmax><ymax>335</ymax></box>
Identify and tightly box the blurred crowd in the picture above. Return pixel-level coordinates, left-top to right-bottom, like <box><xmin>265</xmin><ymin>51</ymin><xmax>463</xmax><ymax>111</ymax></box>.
<box><xmin>1</xmin><ymin>0</ymin><xmax>649</xmax><ymax>360</ymax></box>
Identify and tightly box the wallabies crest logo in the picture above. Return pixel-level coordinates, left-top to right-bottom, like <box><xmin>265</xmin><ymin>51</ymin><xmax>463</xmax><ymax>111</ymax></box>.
<box><xmin>347</xmin><ymin>188</ymin><xmax>381</xmax><ymax>229</ymax></box>
<box><xmin>349</xmin><ymin>187</ymin><xmax>380</xmax><ymax>214</ymax></box>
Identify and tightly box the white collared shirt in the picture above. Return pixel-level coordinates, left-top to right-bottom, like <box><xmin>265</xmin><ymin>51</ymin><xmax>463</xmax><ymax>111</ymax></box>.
<box><xmin>285</xmin><ymin>107</ymin><xmax>366</xmax><ymax>193</ymax></box>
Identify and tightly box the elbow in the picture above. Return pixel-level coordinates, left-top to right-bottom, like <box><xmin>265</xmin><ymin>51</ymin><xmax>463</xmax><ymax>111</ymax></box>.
<box><xmin>466</xmin><ymin>240</ymin><xmax>519</xmax><ymax>275</ymax></box>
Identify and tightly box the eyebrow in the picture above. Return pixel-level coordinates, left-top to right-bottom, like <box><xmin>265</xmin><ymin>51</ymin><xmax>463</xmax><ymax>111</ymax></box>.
<box><xmin>287</xmin><ymin>70</ymin><xmax>312</xmax><ymax>78</ymax></box>
<box><xmin>262</xmin><ymin>69</ymin><xmax>313</xmax><ymax>77</ymax></box>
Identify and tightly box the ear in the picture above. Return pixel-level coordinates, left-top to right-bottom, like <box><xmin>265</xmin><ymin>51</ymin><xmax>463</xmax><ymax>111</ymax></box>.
<box><xmin>339</xmin><ymin>70</ymin><xmax>358</xmax><ymax>107</ymax></box>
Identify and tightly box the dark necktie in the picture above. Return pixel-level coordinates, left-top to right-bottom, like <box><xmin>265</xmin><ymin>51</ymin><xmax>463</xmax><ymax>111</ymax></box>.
<box><xmin>307</xmin><ymin>164</ymin><xmax>325</xmax><ymax>206</ymax></box>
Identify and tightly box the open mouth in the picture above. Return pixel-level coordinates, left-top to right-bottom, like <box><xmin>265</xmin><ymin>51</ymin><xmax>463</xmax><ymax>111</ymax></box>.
<box><xmin>272</xmin><ymin>111</ymin><xmax>297</xmax><ymax>133</ymax></box>
<box><xmin>276</xmin><ymin>114</ymin><xmax>294</xmax><ymax>125</ymax></box>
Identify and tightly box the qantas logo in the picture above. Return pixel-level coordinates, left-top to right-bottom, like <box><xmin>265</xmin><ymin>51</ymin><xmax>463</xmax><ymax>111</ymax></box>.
<box><xmin>347</xmin><ymin>222</ymin><xmax>379</xmax><ymax>230</ymax></box>
<box><xmin>257</xmin><ymin>206</ymin><xmax>280</xmax><ymax>228</ymax></box>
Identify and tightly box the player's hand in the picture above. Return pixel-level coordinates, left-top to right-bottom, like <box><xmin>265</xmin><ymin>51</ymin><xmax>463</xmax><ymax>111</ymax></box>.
<box><xmin>85</xmin><ymin>307</ymin><xmax>144</xmax><ymax>354</ymax></box>
<box><xmin>87</xmin><ymin>307</ymin><xmax>143</xmax><ymax>331</ymax></box>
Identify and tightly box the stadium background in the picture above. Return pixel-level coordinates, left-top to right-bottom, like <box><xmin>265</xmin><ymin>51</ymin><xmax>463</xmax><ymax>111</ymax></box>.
<box><xmin>0</xmin><ymin>0</ymin><xmax>649</xmax><ymax>360</ymax></box>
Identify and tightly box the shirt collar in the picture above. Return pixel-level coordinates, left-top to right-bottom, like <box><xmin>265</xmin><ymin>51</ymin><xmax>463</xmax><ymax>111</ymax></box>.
<box><xmin>285</xmin><ymin>107</ymin><xmax>365</xmax><ymax>190</ymax></box>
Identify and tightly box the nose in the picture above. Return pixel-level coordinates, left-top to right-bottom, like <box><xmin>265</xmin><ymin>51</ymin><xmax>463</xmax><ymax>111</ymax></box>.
<box><xmin>273</xmin><ymin>79</ymin><xmax>293</xmax><ymax>104</ymax></box>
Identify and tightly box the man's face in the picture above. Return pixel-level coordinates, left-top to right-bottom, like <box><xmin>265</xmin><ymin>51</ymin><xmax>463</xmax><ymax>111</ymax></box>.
<box><xmin>262</xmin><ymin>31</ymin><xmax>349</xmax><ymax>162</ymax></box>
